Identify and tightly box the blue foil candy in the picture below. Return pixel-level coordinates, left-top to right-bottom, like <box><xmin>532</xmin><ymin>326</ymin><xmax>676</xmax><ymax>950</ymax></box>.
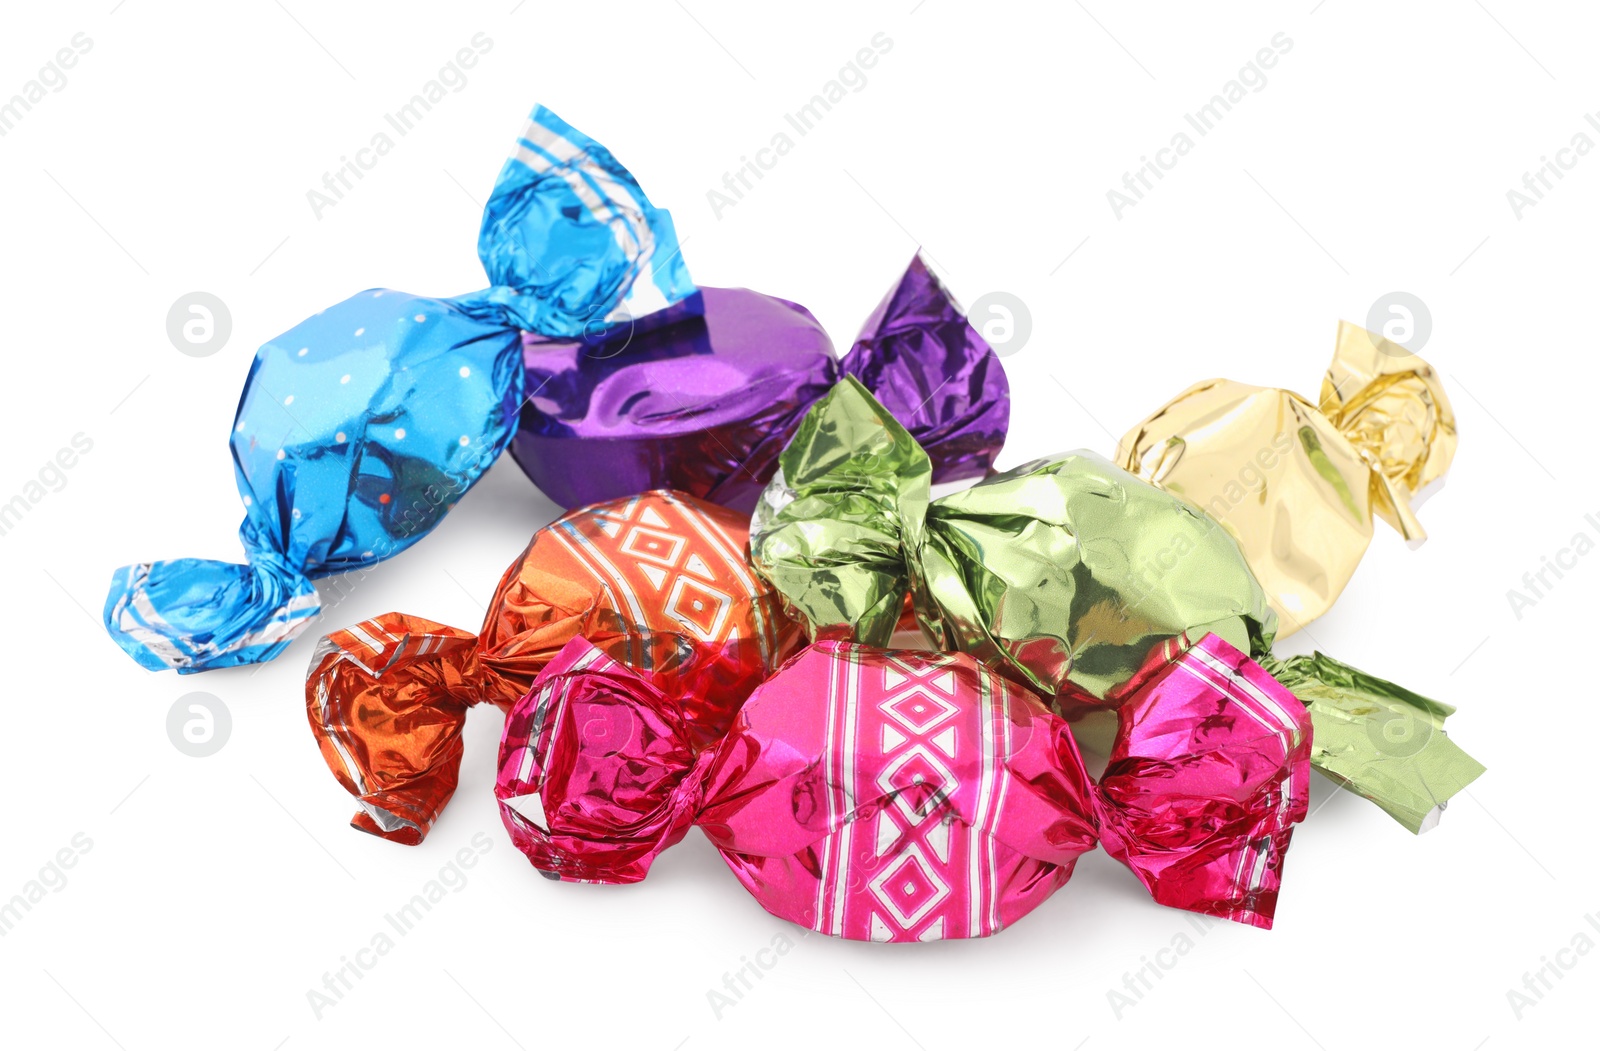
<box><xmin>104</xmin><ymin>105</ymin><xmax>694</xmax><ymax>672</ymax></box>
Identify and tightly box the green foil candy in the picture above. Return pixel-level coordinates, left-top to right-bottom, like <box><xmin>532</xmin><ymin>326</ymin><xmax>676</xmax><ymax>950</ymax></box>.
<box><xmin>751</xmin><ymin>377</ymin><xmax>1484</xmax><ymax>833</ymax></box>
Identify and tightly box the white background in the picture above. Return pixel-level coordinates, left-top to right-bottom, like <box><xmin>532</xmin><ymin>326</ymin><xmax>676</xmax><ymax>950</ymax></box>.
<box><xmin>0</xmin><ymin>1</ymin><xmax>1593</xmax><ymax>1048</ymax></box>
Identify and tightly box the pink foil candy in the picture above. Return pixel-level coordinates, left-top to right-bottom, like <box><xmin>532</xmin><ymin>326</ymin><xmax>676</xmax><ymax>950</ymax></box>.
<box><xmin>495</xmin><ymin>634</ymin><xmax>1311</xmax><ymax>938</ymax></box>
<box><xmin>697</xmin><ymin>642</ymin><xmax>1098</xmax><ymax>940</ymax></box>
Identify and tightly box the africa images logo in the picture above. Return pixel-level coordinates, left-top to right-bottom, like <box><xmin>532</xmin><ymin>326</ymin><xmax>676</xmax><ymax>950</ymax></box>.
<box><xmin>707</xmin><ymin>32</ymin><xmax>894</xmax><ymax>219</ymax></box>
<box><xmin>0</xmin><ymin>33</ymin><xmax>93</xmax><ymax>137</ymax></box>
<box><xmin>1106</xmin><ymin>32</ymin><xmax>1293</xmax><ymax>218</ymax></box>
<box><xmin>0</xmin><ymin>433</ymin><xmax>93</xmax><ymax>539</ymax></box>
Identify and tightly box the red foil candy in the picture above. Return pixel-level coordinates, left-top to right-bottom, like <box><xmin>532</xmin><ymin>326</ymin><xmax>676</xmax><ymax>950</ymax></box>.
<box><xmin>307</xmin><ymin>491</ymin><xmax>800</xmax><ymax>845</ymax></box>
<box><xmin>495</xmin><ymin>633</ymin><xmax>1312</xmax><ymax>938</ymax></box>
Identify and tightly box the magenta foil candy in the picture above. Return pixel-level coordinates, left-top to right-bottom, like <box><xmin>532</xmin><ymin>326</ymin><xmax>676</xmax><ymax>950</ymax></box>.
<box><xmin>497</xmin><ymin>633</ymin><xmax>1312</xmax><ymax>939</ymax></box>
<box><xmin>510</xmin><ymin>253</ymin><xmax>1010</xmax><ymax>511</ymax></box>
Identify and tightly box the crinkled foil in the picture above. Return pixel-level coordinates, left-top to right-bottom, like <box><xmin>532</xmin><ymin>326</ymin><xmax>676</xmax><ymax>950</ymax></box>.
<box><xmin>306</xmin><ymin>490</ymin><xmax>799</xmax><ymax>844</ymax></box>
<box><xmin>511</xmin><ymin>253</ymin><xmax>1009</xmax><ymax>512</ymax></box>
<box><xmin>752</xmin><ymin>377</ymin><xmax>1272</xmax><ymax>700</ymax></box>
<box><xmin>496</xmin><ymin>634</ymin><xmax>1310</xmax><ymax>936</ymax></box>
<box><xmin>1262</xmin><ymin>650</ymin><xmax>1484</xmax><ymax>833</ymax></box>
<box><xmin>749</xmin><ymin>379</ymin><xmax>1483</xmax><ymax>833</ymax></box>
<box><xmin>1119</xmin><ymin>322</ymin><xmax>1457</xmax><ymax>634</ymax></box>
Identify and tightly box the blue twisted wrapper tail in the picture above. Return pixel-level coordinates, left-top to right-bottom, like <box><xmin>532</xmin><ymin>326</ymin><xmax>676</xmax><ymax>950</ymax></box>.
<box><xmin>457</xmin><ymin>106</ymin><xmax>696</xmax><ymax>337</ymax></box>
<box><xmin>104</xmin><ymin>105</ymin><xmax>696</xmax><ymax>673</ymax></box>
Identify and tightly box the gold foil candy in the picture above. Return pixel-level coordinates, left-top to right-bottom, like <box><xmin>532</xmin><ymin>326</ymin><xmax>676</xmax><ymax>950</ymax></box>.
<box><xmin>1119</xmin><ymin>322</ymin><xmax>1456</xmax><ymax>635</ymax></box>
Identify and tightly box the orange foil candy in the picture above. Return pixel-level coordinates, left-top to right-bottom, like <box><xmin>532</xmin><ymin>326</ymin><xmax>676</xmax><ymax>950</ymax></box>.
<box><xmin>306</xmin><ymin>490</ymin><xmax>801</xmax><ymax>844</ymax></box>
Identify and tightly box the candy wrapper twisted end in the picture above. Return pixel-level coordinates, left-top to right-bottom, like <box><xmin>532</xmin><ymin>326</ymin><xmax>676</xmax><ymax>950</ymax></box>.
<box><xmin>1119</xmin><ymin>321</ymin><xmax>1456</xmax><ymax>635</ymax></box>
<box><xmin>457</xmin><ymin>106</ymin><xmax>695</xmax><ymax>337</ymax></box>
<box><xmin>307</xmin><ymin>614</ymin><xmax>489</xmax><ymax>844</ymax></box>
<box><xmin>1318</xmin><ymin>320</ymin><xmax>1457</xmax><ymax>542</ymax></box>
<box><xmin>839</xmin><ymin>253</ymin><xmax>1010</xmax><ymax>484</ymax></box>
<box><xmin>105</xmin><ymin>105</ymin><xmax>693</xmax><ymax>673</ymax></box>
<box><xmin>751</xmin><ymin>374</ymin><xmax>930</xmax><ymax>647</ymax></box>
<box><xmin>496</xmin><ymin>635</ymin><xmax>1311</xmax><ymax>936</ymax></box>
<box><xmin>1098</xmin><ymin>634</ymin><xmax>1311</xmax><ymax>928</ymax></box>
<box><xmin>1260</xmin><ymin>650</ymin><xmax>1483</xmax><ymax>834</ymax></box>
<box><xmin>750</xmin><ymin>379</ymin><xmax>1482</xmax><ymax>834</ymax></box>
<box><xmin>497</xmin><ymin>638</ymin><xmax>708</xmax><ymax>884</ymax></box>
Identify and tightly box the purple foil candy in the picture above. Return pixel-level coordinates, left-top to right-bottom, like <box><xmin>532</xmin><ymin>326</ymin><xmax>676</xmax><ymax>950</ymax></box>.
<box><xmin>510</xmin><ymin>252</ymin><xmax>1010</xmax><ymax>512</ymax></box>
<box><xmin>512</xmin><ymin>287</ymin><xmax>836</xmax><ymax>511</ymax></box>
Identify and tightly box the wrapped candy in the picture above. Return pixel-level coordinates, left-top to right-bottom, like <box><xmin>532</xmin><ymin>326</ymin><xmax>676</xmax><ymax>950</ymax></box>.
<box><xmin>496</xmin><ymin>633</ymin><xmax>1312</xmax><ymax>937</ymax></box>
<box><xmin>306</xmin><ymin>490</ymin><xmax>800</xmax><ymax>844</ymax></box>
<box><xmin>1119</xmin><ymin>322</ymin><xmax>1456</xmax><ymax>634</ymax></box>
<box><xmin>513</xmin><ymin>252</ymin><xmax>1009</xmax><ymax>512</ymax></box>
<box><xmin>103</xmin><ymin>103</ymin><xmax>1006</xmax><ymax>675</ymax></box>
<box><xmin>104</xmin><ymin>104</ymin><xmax>693</xmax><ymax>672</ymax></box>
<box><xmin>748</xmin><ymin>378</ymin><xmax>1483</xmax><ymax>833</ymax></box>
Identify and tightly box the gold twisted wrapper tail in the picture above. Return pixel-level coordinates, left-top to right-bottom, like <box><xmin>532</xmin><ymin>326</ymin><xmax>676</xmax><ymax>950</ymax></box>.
<box><xmin>1119</xmin><ymin>322</ymin><xmax>1457</xmax><ymax>636</ymax></box>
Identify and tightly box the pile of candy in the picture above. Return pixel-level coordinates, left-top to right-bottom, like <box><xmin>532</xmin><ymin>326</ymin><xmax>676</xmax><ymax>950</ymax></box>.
<box><xmin>104</xmin><ymin>103</ymin><xmax>1482</xmax><ymax>942</ymax></box>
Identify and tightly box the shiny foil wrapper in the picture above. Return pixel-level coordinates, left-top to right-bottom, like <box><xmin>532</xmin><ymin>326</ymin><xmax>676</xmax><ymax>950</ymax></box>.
<box><xmin>105</xmin><ymin>104</ymin><xmax>695</xmax><ymax>672</ymax></box>
<box><xmin>497</xmin><ymin>638</ymin><xmax>708</xmax><ymax>884</ymax></box>
<box><xmin>1119</xmin><ymin>322</ymin><xmax>1457</xmax><ymax>634</ymax></box>
<box><xmin>1098</xmin><ymin>634</ymin><xmax>1311</xmax><ymax>923</ymax></box>
<box><xmin>307</xmin><ymin>490</ymin><xmax>800</xmax><ymax>844</ymax></box>
<box><xmin>1264</xmin><ymin>651</ymin><xmax>1480</xmax><ymax>833</ymax></box>
<box><xmin>496</xmin><ymin>634</ymin><xmax>1311</xmax><ymax>936</ymax></box>
<box><xmin>749</xmin><ymin>378</ymin><xmax>1483</xmax><ymax>833</ymax></box>
<box><xmin>511</xmin><ymin>252</ymin><xmax>1010</xmax><ymax>512</ymax></box>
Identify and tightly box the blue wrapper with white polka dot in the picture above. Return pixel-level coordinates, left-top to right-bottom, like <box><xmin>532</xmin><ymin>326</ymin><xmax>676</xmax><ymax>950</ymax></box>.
<box><xmin>104</xmin><ymin>292</ymin><xmax>524</xmax><ymax>672</ymax></box>
<box><xmin>102</xmin><ymin>103</ymin><xmax>694</xmax><ymax>673</ymax></box>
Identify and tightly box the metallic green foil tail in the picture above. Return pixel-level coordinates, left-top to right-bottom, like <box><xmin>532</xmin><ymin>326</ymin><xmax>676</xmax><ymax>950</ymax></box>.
<box><xmin>750</xmin><ymin>375</ymin><xmax>929</xmax><ymax>646</ymax></box>
<box><xmin>1259</xmin><ymin>651</ymin><xmax>1485</xmax><ymax>833</ymax></box>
